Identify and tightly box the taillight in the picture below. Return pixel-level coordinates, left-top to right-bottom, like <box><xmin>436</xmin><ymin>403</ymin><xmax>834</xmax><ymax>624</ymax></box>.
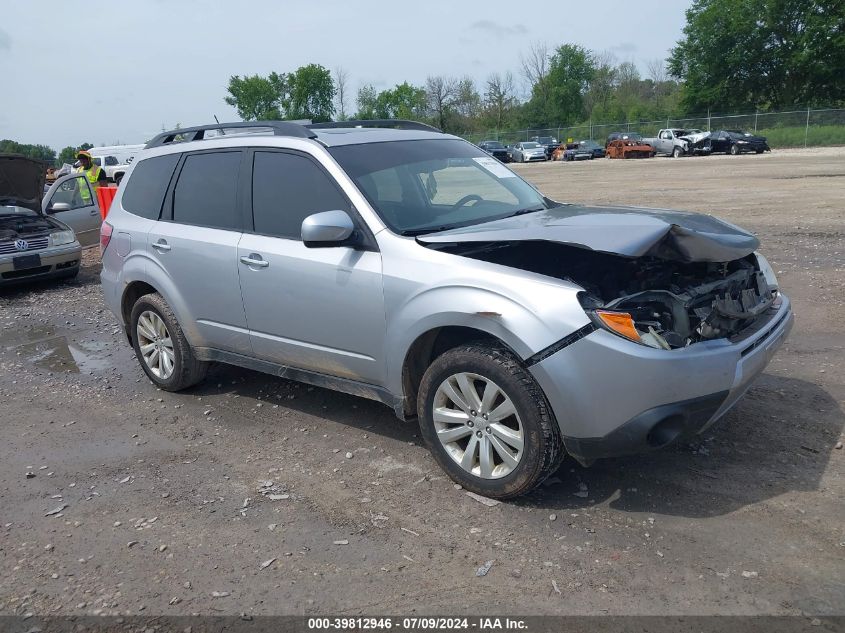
<box><xmin>100</xmin><ymin>221</ymin><xmax>113</xmax><ymax>255</ymax></box>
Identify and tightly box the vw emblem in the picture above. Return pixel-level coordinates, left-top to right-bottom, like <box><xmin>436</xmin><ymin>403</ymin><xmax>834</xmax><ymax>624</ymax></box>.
<box><xmin>14</xmin><ymin>239</ymin><xmax>28</xmax><ymax>251</ymax></box>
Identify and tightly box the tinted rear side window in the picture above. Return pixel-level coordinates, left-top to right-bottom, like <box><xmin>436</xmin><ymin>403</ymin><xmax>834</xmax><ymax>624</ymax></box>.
<box><xmin>121</xmin><ymin>154</ymin><xmax>180</xmax><ymax>220</ymax></box>
<box><xmin>172</xmin><ymin>151</ymin><xmax>242</xmax><ymax>230</ymax></box>
<box><xmin>252</xmin><ymin>151</ymin><xmax>348</xmax><ymax>239</ymax></box>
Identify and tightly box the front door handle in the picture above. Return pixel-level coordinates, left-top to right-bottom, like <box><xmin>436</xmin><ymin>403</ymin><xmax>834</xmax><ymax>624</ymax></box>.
<box><xmin>240</xmin><ymin>254</ymin><xmax>269</xmax><ymax>268</ymax></box>
<box><xmin>152</xmin><ymin>239</ymin><xmax>171</xmax><ymax>252</ymax></box>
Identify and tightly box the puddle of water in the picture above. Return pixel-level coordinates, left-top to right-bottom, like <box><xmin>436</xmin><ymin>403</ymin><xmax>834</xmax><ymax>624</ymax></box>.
<box><xmin>3</xmin><ymin>326</ymin><xmax>112</xmax><ymax>374</ymax></box>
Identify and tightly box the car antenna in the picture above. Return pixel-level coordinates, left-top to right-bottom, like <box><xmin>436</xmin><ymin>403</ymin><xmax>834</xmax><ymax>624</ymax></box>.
<box><xmin>214</xmin><ymin>115</ymin><xmax>225</xmax><ymax>135</ymax></box>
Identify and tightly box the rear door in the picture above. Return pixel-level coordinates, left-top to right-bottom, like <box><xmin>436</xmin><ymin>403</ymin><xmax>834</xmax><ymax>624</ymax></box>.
<box><xmin>42</xmin><ymin>173</ymin><xmax>102</xmax><ymax>247</ymax></box>
<box><xmin>147</xmin><ymin>149</ymin><xmax>252</xmax><ymax>355</ymax></box>
<box><xmin>237</xmin><ymin>149</ymin><xmax>386</xmax><ymax>385</ymax></box>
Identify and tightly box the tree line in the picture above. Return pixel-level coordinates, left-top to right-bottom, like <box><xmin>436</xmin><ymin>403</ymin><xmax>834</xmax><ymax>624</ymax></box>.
<box><xmin>225</xmin><ymin>0</ymin><xmax>843</xmax><ymax>134</ymax></box>
<box><xmin>4</xmin><ymin>0</ymin><xmax>841</xmax><ymax>162</ymax></box>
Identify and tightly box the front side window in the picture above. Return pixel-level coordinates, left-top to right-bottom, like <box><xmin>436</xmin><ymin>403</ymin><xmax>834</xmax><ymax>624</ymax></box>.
<box><xmin>172</xmin><ymin>151</ymin><xmax>241</xmax><ymax>230</ymax></box>
<box><xmin>330</xmin><ymin>139</ymin><xmax>550</xmax><ymax>236</ymax></box>
<box><xmin>251</xmin><ymin>151</ymin><xmax>349</xmax><ymax>239</ymax></box>
<box><xmin>51</xmin><ymin>176</ymin><xmax>92</xmax><ymax>210</ymax></box>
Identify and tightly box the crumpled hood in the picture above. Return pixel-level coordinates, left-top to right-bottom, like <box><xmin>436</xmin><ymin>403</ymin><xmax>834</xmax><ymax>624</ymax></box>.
<box><xmin>0</xmin><ymin>154</ymin><xmax>47</xmax><ymax>214</ymax></box>
<box><xmin>417</xmin><ymin>204</ymin><xmax>760</xmax><ymax>263</ymax></box>
<box><xmin>679</xmin><ymin>131</ymin><xmax>711</xmax><ymax>144</ymax></box>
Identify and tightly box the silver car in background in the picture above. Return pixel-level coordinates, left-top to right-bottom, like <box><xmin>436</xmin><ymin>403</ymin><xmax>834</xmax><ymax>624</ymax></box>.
<box><xmin>508</xmin><ymin>141</ymin><xmax>548</xmax><ymax>163</ymax></box>
<box><xmin>0</xmin><ymin>154</ymin><xmax>99</xmax><ymax>286</ymax></box>
<box><xmin>100</xmin><ymin>120</ymin><xmax>792</xmax><ymax>498</ymax></box>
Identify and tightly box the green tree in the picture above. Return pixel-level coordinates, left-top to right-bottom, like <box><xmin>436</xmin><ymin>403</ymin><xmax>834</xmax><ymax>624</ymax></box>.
<box><xmin>0</xmin><ymin>139</ymin><xmax>56</xmax><ymax>163</ymax></box>
<box><xmin>224</xmin><ymin>73</ymin><xmax>284</xmax><ymax>120</ymax></box>
<box><xmin>58</xmin><ymin>146</ymin><xmax>78</xmax><ymax>164</ymax></box>
<box><xmin>286</xmin><ymin>64</ymin><xmax>335</xmax><ymax>122</ymax></box>
<box><xmin>355</xmin><ymin>84</ymin><xmax>378</xmax><ymax>119</ymax></box>
<box><xmin>373</xmin><ymin>82</ymin><xmax>427</xmax><ymax>119</ymax></box>
<box><xmin>668</xmin><ymin>0</ymin><xmax>845</xmax><ymax>111</ymax></box>
<box><xmin>543</xmin><ymin>44</ymin><xmax>595</xmax><ymax>125</ymax></box>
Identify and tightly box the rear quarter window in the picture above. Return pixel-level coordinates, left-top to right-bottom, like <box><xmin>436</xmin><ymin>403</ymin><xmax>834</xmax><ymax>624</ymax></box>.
<box><xmin>121</xmin><ymin>154</ymin><xmax>180</xmax><ymax>220</ymax></box>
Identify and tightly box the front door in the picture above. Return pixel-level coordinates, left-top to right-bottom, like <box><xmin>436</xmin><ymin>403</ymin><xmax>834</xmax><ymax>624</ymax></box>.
<box><xmin>237</xmin><ymin>149</ymin><xmax>386</xmax><ymax>385</ymax></box>
<box><xmin>42</xmin><ymin>174</ymin><xmax>102</xmax><ymax>247</ymax></box>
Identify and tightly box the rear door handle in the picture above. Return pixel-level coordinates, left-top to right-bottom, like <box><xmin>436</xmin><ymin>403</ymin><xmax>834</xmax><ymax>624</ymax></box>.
<box><xmin>152</xmin><ymin>239</ymin><xmax>171</xmax><ymax>252</ymax></box>
<box><xmin>240</xmin><ymin>254</ymin><xmax>269</xmax><ymax>268</ymax></box>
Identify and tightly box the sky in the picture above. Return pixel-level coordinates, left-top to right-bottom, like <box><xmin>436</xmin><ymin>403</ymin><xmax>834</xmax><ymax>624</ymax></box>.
<box><xmin>0</xmin><ymin>0</ymin><xmax>690</xmax><ymax>151</ymax></box>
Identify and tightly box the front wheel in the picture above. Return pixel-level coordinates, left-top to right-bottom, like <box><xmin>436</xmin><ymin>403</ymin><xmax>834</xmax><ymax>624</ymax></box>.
<box><xmin>417</xmin><ymin>344</ymin><xmax>564</xmax><ymax>499</ymax></box>
<box><xmin>672</xmin><ymin>146</ymin><xmax>683</xmax><ymax>158</ymax></box>
<box><xmin>130</xmin><ymin>292</ymin><xmax>208</xmax><ymax>391</ymax></box>
<box><xmin>730</xmin><ymin>144</ymin><xmax>740</xmax><ymax>155</ymax></box>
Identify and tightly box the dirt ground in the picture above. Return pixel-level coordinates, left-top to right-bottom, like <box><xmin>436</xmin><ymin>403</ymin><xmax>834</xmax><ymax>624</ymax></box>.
<box><xmin>1</xmin><ymin>147</ymin><xmax>843</xmax><ymax>618</ymax></box>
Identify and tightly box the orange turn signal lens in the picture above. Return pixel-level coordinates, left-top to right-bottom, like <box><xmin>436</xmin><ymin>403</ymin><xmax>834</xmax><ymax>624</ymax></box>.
<box><xmin>595</xmin><ymin>310</ymin><xmax>641</xmax><ymax>342</ymax></box>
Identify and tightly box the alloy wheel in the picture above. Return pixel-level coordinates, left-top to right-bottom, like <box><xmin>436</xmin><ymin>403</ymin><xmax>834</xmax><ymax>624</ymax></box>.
<box><xmin>432</xmin><ymin>372</ymin><xmax>524</xmax><ymax>479</ymax></box>
<box><xmin>136</xmin><ymin>310</ymin><xmax>175</xmax><ymax>380</ymax></box>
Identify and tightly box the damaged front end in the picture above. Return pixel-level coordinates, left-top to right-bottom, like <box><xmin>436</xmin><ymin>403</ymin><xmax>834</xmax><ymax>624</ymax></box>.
<box><xmin>418</xmin><ymin>205</ymin><xmax>782</xmax><ymax>350</ymax></box>
<box><xmin>430</xmin><ymin>240</ymin><xmax>777</xmax><ymax>350</ymax></box>
<box><xmin>574</xmin><ymin>253</ymin><xmax>775</xmax><ymax>349</ymax></box>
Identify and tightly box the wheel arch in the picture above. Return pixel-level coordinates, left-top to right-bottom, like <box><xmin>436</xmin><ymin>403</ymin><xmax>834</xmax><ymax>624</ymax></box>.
<box><xmin>121</xmin><ymin>280</ymin><xmax>159</xmax><ymax>342</ymax></box>
<box><xmin>399</xmin><ymin>325</ymin><xmax>523</xmax><ymax>420</ymax></box>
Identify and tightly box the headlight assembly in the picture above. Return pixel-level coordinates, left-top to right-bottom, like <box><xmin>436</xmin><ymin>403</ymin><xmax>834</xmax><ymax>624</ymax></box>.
<box><xmin>50</xmin><ymin>230</ymin><xmax>76</xmax><ymax>246</ymax></box>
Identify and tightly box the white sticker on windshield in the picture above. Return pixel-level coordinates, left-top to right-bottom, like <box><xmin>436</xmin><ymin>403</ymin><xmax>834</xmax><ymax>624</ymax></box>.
<box><xmin>473</xmin><ymin>156</ymin><xmax>517</xmax><ymax>178</ymax></box>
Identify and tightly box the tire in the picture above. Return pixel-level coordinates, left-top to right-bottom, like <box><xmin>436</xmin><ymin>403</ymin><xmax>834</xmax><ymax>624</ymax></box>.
<box><xmin>672</xmin><ymin>146</ymin><xmax>683</xmax><ymax>158</ymax></box>
<box><xmin>417</xmin><ymin>344</ymin><xmax>563</xmax><ymax>499</ymax></box>
<box><xmin>755</xmin><ymin>149</ymin><xmax>764</xmax><ymax>154</ymax></box>
<box><xmin>130</xmin><ymin>292</ymin><xmax>208</xmax><ymax>391</ymax></box>
<box><xmin>730</xmin><ymin>144</ymin><xmax>740</xmax><ymax>155</ymax></box>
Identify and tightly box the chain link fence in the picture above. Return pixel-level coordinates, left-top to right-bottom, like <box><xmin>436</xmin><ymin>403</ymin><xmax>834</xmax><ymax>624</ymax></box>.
<box><xmin>460</xmin><ymin>108</ymin><xmax>845</xmax><ymax>149</ymax></box>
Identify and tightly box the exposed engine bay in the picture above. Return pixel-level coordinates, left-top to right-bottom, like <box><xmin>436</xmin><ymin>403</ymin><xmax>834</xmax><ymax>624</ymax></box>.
<box><xmin>436</xmin><ymin>241</ymin><xmax>776</xmax><ymax>349</ymax></box>
<box><xmin>0</xmin><ymin>212</ymin><xmax>61</xmax><ymax>242</ymax></box>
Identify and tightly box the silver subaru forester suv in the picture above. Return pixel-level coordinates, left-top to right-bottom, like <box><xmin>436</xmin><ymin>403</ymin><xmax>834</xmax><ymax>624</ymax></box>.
<box><xmin>101</xmin><ymin>120</ymin><xmax>793</xmax><ymax>498</ymax></box>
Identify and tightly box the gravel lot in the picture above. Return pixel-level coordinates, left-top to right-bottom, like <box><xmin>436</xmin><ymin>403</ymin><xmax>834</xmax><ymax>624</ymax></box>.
<box><xmin>1</xmin><ymin>147</ymin><xmax>842</xmax><ymax>617</ymax></box>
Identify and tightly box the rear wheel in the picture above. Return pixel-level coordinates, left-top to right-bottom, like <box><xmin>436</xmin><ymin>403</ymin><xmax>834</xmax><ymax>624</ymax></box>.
<box><xmin>417</xmin><ymin>344</ymin><xmax>563</xmax><ymax>499</ymax></box>
<box><xmin>130</xmin><ymin>292</ymin><xmax>207</xmax><ymax>391</ymax></box>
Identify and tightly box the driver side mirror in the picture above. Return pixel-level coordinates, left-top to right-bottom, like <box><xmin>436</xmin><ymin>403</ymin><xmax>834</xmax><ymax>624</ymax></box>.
<box><xmin>48</xmin><ymin>202</ymin><xmax>71</xmax><ymax>214</ymax></box>
<box><xmin>301</xmin><ymin>210</ymin><xmax>355</xmax><ymax>248</ymax></box>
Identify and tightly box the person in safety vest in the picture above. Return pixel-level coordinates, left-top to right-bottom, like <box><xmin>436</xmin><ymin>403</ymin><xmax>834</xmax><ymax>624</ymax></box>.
<box><xmin>75</xmin><ymin>150</ymin><xmax>109</xmax><ymax>189</ymax></box>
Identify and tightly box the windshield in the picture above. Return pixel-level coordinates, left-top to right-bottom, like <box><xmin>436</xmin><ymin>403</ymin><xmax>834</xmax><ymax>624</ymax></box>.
<box><xmin>521</xmin><ymin>142</ymin><xmax>540</xmax><ymax>148</ymax></box>
<box><xmin>329</xmin><ymin>139</ymin><xmax>550</xmax><ymax>236</ymax></box>
<box><xmin>535</xmin><ymin>137</ymin><xmax>554</xmax><ymax>144</ymax></box>
<box><xmin>482</xmin><ymin>141</ymin><xmax>505</xmax><ymax>149</ymax></box>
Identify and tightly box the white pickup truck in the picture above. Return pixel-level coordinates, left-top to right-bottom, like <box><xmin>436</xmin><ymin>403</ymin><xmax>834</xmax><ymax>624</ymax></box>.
<box><xmin>89</xmin><ymin>144</ymin><xmax>145</xmax><ymax>184</ymax></box>
<box><xmin>642</xmin><ymin>129</ymin><xmax>712</xmax><ymax>158</ymax></box>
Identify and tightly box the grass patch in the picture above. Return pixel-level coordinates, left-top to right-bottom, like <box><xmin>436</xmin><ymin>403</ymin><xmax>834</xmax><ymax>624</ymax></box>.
<box><xmin>756</xmin><ymin>125</ymin><xmax>845</xmax><ymax>148</ymax></box>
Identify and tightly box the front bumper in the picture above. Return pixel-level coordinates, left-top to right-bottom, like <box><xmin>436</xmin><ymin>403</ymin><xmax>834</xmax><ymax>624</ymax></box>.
<box><xmin>529</xmin><ymin>295</ymin><xmax>793</xmax><ymax>464</ymax></box>
<box><xmin>0</xmin><ymin>243</ymin><xmax>81</xmax><ymax>285</ymax></box>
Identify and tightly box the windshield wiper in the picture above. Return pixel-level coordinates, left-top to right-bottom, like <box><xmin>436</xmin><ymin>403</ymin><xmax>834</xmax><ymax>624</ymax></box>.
<box><xmin>401</xmin><ymin>226</ymin><xmax>450</xmax><ymax>237</ymax></box>
<box><xmin>506</xmin><ymin>206</ymin><xmax>545</xmax><ymax>218</ymax></box>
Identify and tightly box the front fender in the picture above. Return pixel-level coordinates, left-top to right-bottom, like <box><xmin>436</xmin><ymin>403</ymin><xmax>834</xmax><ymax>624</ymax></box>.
<box><xmin>384</xmin><ymin>283</ymin><xmax>589</xmax><ymax>396</ymax></box>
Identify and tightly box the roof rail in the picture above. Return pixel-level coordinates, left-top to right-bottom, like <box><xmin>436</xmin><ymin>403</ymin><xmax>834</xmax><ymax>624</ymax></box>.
<box><xmin>144</xmin><ymin>121</ymin><xmax>318</xmax><ymax>149</ymax></box>
<box><xmin>307</xmin><ymin>119</ymin><xmax>443</xmax><ymax>133</ymax></box>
